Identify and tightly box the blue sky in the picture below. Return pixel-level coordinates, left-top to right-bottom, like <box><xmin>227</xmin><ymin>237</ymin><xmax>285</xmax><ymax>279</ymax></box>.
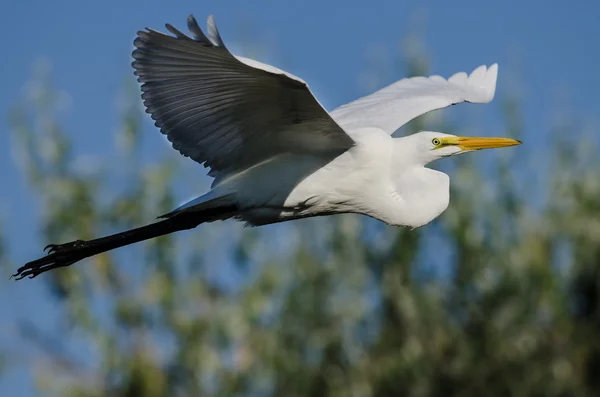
<box><xmin>1</xmin><ymin>0</ymin><xmax>599</xmax><ymax>395</ymax></box>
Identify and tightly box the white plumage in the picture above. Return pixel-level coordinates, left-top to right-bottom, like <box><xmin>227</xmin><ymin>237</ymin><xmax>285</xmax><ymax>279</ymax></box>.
<box><xmin>330</xmin><ymin>64</ymin><xmax>498</xmax><ymax>135</ymax></box>
<box><xmin>14</xmin><ymin>14</ymin><xmax>520</xmax><ymax>280</ymax></box>
<box><xmin>132</xmin><ymin>15</ymin><xmax>515</xmax><ymax>227</ymax></box>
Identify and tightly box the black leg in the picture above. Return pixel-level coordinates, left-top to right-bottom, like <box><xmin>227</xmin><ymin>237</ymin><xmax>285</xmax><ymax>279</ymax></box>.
<box><xmin>13</xmin><ymin>205</ymin><xmax>237</xmax><ymax>280</ymax></box>
<box><xmin>13</xmin><ymin>239</ymin><xmax>102</xmax><ymax>280</ymax></box>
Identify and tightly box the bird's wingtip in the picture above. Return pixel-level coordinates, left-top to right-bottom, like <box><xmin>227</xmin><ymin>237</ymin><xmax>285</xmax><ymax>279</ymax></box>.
<box><xmin>485</xmin><ymin>63</ymin><xmax>499</xmax><ymax>101</ymax></box>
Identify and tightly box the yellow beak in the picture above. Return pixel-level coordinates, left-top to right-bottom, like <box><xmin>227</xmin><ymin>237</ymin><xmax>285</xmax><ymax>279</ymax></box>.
<box><xmin>453</xmin><ymin>136</ymin><xmax>522</xmax><ymax>151</ymax></box>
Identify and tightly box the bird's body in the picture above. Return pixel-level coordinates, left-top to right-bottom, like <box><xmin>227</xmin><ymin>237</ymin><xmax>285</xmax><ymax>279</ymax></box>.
<box><xmin>13</xmin><ymin>14</ymin><xmax>521</xmax><ymax>280</ymax></box>
<box><xmin>181</xmin><ymin>127</ymin><xmax>450</xmax><ymax>228</ymax></box>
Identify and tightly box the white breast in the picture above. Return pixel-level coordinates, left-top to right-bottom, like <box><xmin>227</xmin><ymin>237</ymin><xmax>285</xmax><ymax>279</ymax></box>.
<box><xmin>388</xmin><ymin>167</ymin><xmax>450</xmax><ymax>227</ymax></box>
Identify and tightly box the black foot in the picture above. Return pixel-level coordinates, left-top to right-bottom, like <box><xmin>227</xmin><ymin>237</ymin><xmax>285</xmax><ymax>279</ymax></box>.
<box><xmin>43</xmin><ymin>240</ymin><xmax>86</xmax><ymax>254</ymax></box>
<box><xmin>12</xmin><ymin>240</ymin><xmax>90</xmax><ymax>280</ymax></box>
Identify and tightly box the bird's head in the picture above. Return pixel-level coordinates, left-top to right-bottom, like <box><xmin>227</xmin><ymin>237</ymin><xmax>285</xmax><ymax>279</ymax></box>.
<box><xmin>402</xmin><ymin>131</ymin><xmax>522</xmax><ymax>165</ymax></box>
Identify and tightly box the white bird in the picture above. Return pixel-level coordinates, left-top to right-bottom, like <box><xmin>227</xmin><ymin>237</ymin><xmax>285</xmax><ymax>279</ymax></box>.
<box><xmin>14</xmin><ymin>14</ymin><xmax>520</xmax><ymax>279</ymax></box>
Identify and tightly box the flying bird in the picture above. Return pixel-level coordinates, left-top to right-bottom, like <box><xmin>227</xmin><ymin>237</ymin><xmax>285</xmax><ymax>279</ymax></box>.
<box><xmin>13</xmin><ymin>14</ymin><xmax>521</xmax><ymax>280</ymax></box>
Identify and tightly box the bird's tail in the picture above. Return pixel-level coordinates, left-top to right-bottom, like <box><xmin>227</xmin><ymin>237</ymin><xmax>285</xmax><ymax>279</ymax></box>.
<box><xmin>12</xmin><ymin>204</ymin><xmax>237</xmax><ymax>280</ymax></box>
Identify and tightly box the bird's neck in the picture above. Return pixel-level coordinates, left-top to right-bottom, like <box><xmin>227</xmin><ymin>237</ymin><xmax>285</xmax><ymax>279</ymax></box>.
<box><xmin>388</xmin><ymin>165</ymin><xmax>450</xmax><ymax>228</ymax></box>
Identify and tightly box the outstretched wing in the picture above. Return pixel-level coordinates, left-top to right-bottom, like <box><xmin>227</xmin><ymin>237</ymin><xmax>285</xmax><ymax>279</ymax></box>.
<box><xmin>132</xmin><ymin>15</ymin><xmax>354</xmax><ymax>179</ymax></box>
<box><xmin>330</xmin><ymin>64</ymin><xmax>498</xmax><ymax>135</ymax></box>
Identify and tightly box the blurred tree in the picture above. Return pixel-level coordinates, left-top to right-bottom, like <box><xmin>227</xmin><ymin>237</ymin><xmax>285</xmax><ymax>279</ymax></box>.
<box><xmin>6</xmin><ymin>39</ymin><xmax>600</xmax><ymax>397</ymax></box>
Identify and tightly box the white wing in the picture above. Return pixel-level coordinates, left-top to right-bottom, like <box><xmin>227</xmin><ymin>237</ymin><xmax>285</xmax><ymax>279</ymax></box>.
<box><xmin>132</xmin><ymin>15</ymin><xmax>354</xmax><ymax>180</ymax></box>
<box><xmin>330</xmin><ymin>64</ymin><xmax>498</xmax><ymax>135</ymax></box>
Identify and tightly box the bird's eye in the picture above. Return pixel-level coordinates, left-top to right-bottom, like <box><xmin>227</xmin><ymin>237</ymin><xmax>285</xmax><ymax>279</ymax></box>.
<box><xmin>432</xmin><ymin>138</ymin><xmax>441</xmax><ymax>146</ymax></box>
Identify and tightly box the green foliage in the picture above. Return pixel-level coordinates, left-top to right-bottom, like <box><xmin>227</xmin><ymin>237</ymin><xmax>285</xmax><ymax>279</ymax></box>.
<box><xmin>6</xmin><ymin>48</ymin><xmax>600</xmax><ymax>397</ymax></box>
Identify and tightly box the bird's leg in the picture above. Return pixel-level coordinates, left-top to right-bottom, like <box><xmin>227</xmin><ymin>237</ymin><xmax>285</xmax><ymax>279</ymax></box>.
<box><xmin>44</xmin><ymin>239</ymin><xmax>86</xmax><ymax>254</ymax></box>
<box><xmin>13</xmin><ymin>238</ymin><xmax>105</xmax><ymax>280</ymax></box>
<box><xmin>13</xmin><ymin>205</ymin><xmax>238</xmax><ymax>280</ymax></box>
<box><xmin>13</xmin><ymin>217</ymin><xmax>202</xmax><ymax>280</ymax></box>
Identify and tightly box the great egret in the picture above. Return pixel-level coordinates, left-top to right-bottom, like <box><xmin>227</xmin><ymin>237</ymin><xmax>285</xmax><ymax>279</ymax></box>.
<box><xmin>13</xmin><ymin>14</ymin><xmax>521</xmax><ymax>280</ymax></box>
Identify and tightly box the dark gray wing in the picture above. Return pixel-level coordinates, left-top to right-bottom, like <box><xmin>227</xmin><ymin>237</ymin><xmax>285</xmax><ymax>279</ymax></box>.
<box><xmin>132</xmin><ymin>15</ymin><xmax>354</xmax><ymax>179</ymax></box>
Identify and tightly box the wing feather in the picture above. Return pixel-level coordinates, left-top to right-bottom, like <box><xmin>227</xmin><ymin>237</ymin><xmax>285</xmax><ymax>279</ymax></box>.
<box><xmin>330</xmin><ymin>64</ymin><xmax>498</xmax><ymax>135</ymax></box>
<box><xmin>132</xmin><ymin>14</ymin><xmax>354</xmax><ymax>180</ymax></box>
